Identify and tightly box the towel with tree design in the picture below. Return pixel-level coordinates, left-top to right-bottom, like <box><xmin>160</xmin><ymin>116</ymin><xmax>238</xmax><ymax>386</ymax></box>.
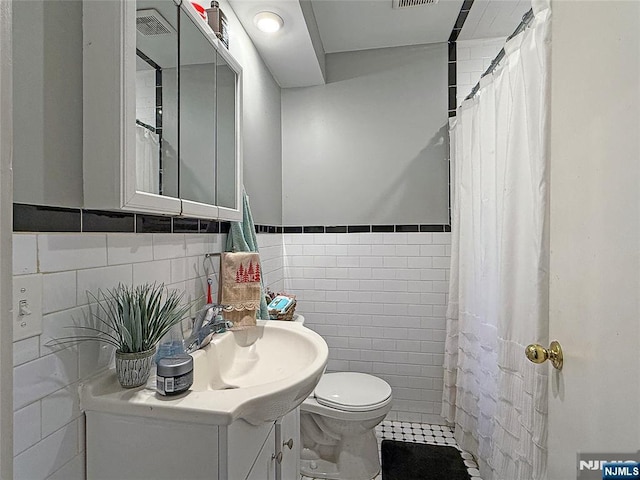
<box><xmin>219</xmin><ymin>252</ymin><xmax>262</xmax><ymax>329</ymax></box>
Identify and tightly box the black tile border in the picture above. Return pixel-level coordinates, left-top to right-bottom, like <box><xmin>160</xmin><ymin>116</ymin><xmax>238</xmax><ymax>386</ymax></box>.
<box><xmin>13</xmin><ymin>204</ymin><xmax>451</xmax><ymax>235</ymax></box>
<box><xmin>136</xmin><ymin>214</ymin><xmax>172</xmax><ymax>233</ymax></box>
<box><xmin>448</xmin><ymin>0</ymin><xmax>474</xmax><ymax>118</ymax></box>
<box><xmin>173</xmin><ymin>218</ymin><xmax>200</xmax><ymax>234</ymax></box>
<box><xmin>281</xmin><ymin>224</ymin><xmax>450</xmax><ymax>234</ymax></box>
<box><xmin>395</xmin><ymin>224</ymin><xmax>419</xmax><ymax>233</ymax></box>
<box><xmin>446</xmin><ymin>0</ymin><xmax>475</xmax><ymax>223</ymax></box>
<box><xmin>14</xmin><ymin>204</ymin><xmax>81</xmax><ymax>232</ymax></box>
<box><xmin>420</xmin><ymin>224</ymin><xmax>444</xmax><ymax>233</ymax></box>
<box><xmin>448</xmin><ymin>0</ymin><xmax>474</xmax><ymax>43</ymax></box>
<box><xmin>200</xmin><ymin>220</ymin><xmax>220</xmax><ymax>234</ymax></box>
<box><xmin>83</xmin><ymin>210</ymin><xmax>135</xmax><ymax>233</ymax></box>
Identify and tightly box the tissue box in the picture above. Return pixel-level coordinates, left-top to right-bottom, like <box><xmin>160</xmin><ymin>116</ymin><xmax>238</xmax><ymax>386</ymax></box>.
<box><xmin>268</xmin><ymin>294</ymin><xmax>296</xmax><ymax>321</ymax></box>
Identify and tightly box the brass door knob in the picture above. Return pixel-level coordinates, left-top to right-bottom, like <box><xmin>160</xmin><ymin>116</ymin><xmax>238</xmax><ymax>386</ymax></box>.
<box><xmin>283</xmin><ymin>438</ymin><xmax>294</xmax><ymax>450</ymax></box>
<box><xmin>525</xmin><ymin>341</ymin><xmax>563</xmax><ymax>370</ymax></box>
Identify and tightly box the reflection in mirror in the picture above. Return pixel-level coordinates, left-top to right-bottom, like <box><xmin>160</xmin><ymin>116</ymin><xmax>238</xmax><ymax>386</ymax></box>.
<box><xmin>135</xmin><ymin>0</ymin><xmax>178</xmax><ymax>197</ymax></box>
<box><xmin>216</xmin><ymin>52</ymin><xmax>237</xmax><ymax>210</ymax></box>
<box><xmin>179</xmin><ymin>7</ymin><xmax>217</xmax><ymax>206</ymax></box>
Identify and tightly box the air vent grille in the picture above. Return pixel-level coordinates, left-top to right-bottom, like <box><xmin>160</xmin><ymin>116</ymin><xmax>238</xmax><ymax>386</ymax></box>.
<box><xmin>392</xmin><ymin>0</ymin><xmax>439</xmax><ymax>8</ymax></box>
<box><xmin>136</xmin><ymin>9</ymin><xmax>175</xmax><ymax>36</ymax></box>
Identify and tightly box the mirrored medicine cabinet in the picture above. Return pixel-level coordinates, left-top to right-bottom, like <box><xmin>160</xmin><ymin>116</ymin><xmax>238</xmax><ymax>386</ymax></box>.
<box><xmin>83</xmin><ymin>0</ymin><xmax>242</xmax><ymax>221</ymax></box>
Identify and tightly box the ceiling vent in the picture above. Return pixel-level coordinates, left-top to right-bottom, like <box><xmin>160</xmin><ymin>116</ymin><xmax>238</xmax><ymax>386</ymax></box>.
<box><xmin>392</xmin><ymin>0</ymin><xmax>439</xmax><ymax>8</ymax></box>
<box><xmin>136</xmin><ymin>9</ymin><xmax>176</xmax><ymax>36</ymax></box>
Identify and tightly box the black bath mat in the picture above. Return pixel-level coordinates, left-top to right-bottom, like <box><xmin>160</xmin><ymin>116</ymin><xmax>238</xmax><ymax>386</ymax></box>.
<box><xmin>381</xmin><ymin>440</ymin><xmax>472</xmax><ymax>480</ymax></box>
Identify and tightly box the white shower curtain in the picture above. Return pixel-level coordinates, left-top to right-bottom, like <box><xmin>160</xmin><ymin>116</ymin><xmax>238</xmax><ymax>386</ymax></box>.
<box><xmin>442</xmin><ymin>1</ymin><xmax>551</xmax><ymax>479</ymax></box>
<box><xmin>136</xmin><ymin>124</ymin><xmax>160</xmax><ymax>194</ymax></box>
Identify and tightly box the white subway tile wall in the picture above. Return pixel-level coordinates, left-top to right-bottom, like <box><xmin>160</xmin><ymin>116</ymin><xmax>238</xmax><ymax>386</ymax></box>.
<box><xmin>283</xmin><ymin>232</ymin><xmax>451</xmax><ymax>424</ymax></box>
<box><xmin>13</xmin><ymin>229</ymin><xmax>448</xmax><ymax>475</ymax></box>
<box><xmin>257</xmin><ymin>233</ymin><xmax>285</xmax><ymax>294</ymax></box>
<box><xmin>456</xmin><ymin>37</ymin><xmax>507</xmax><ymax>106</ymax></box>
<box><xmin>11</xmin><ymin>232</ymin><xmax>283</xmax><ymax>479</ymax></box>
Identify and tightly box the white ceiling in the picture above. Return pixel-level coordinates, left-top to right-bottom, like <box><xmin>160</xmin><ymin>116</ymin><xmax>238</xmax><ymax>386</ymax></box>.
<box><xmin>228</xmin><ymin>0</ymin><xmax>530</xmax><ymax>87</ymax></box>
<box><xmin>458</xmin><ymin>0</ymin><xmax>530</xmax><ymax>41</ymax></box>
<box><xmin>310</xmin><ymin>0</ymin><xmax>463</xmax><ymax>54</ymax></box>
<box><xmin>227</xmin><ymin>0</ymin><xmax>325</xmax><ymax>88</ymax></box>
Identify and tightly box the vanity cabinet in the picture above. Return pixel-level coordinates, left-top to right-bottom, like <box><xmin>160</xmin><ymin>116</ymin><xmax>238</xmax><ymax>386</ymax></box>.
<box><xmin>82</xmin><ymin>0</ymin><xmax>242</xmax><ymax>220</ymax></box>
<box><xmin>245</xmin><ymin>425</ymin><xmax>276</xmax><ymax>480</ymax></box>
<box><xmin>276</xmin><ymin>406</ymin><xmax>301</xmax><ymax>479</ymax></box>
<box><xmin>242</xmin><ymin>407</ymin><xmax>300</xmax><ymax>480</ymax></box>
<box><xmin>85</xmin><ymin>406</ymin><xmax>300</xmax><ymax>480</ymax></box>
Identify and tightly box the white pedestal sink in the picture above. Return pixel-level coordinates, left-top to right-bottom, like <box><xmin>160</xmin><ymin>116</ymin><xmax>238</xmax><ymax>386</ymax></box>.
<box><xmin>79</xmin><ymin>320</ymin><xmax>328</xmax><ymax>426</ymax></box>
<box><xmin>80</xmin><ymin>320</ymin><xmax>328</xmax><ymax>480</ymax></box>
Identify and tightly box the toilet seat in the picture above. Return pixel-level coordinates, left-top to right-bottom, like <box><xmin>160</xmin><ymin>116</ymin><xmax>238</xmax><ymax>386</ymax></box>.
<box><xmin>314</xmin><ymin>372</ymin><xmax>392</xmax><ymax>412</ymax></box>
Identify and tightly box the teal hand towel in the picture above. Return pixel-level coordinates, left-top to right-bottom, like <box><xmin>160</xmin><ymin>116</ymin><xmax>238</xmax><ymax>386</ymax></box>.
<box><xmin>225</xmin><ymin>189</ymin><xmax>270</xmax><ymax>320</ymax></box>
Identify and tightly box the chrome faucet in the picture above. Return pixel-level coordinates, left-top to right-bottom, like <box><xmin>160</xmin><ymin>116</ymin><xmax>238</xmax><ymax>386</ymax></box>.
<box><xmin>185</xmin><ymin>304</ymin><xmax>233</xmax><ymax>353</ymax></box>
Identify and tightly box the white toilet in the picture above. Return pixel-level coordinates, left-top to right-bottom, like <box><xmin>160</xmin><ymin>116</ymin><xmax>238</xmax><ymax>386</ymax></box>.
<box><xmin>300</xmin><ymin>371</ymin><xmax>393</xmax><ymax>480</ymax></box>
<box><xmin>294</xmin><ymin>313</ymin><xmax>392</xmax><ymax>480</ymax></box>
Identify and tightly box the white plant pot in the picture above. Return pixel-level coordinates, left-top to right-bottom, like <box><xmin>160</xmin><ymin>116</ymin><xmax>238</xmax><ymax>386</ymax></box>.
<box><xmin>115</xmin><ymin>348</ymin><xmax>155</xmax><ymax>388</ymax></box>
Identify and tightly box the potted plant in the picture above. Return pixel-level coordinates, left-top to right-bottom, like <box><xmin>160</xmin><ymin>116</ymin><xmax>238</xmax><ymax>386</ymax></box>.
<box><xmin>71</xmin><ymin>283</ymin><xmax>193</xmax><ymax>388</ymax></box>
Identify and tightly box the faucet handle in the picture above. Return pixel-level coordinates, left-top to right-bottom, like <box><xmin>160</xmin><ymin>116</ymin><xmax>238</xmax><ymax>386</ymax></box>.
<box><xmin>214</xmin><ymin>304</ymin><xmax>231</xmax><ymax>314</ymax></box>
<box><xmin>222</xmin><ymin>320</ymin><xmax>233</xmax><ymax>330</ymax></box>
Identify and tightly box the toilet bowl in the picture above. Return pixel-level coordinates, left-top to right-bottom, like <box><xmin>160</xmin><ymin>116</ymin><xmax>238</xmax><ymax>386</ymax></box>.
<box><xmin>300</xmin><ymin>372</ymin><xmax>393</xmax><ymax>480</ymax></box>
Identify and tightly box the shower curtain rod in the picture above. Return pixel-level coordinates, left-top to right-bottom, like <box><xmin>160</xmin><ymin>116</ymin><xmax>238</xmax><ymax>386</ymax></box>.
<box><xmin>464</xmin><ymin>8</ymin><xmax>535</xmax><ymax>101</ymax></box>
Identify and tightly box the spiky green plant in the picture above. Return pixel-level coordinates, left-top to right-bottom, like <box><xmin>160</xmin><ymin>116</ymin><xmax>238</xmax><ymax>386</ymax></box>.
<box><xmin>66</xmin><ymin>283</ymin><xmax>193</xmax><ymax>353</ymax></box>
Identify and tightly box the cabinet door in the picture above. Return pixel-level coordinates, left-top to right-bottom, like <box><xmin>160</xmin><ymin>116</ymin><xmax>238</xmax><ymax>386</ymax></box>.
<box><xmin>87</xmin><ymin>411</ymin><xmax>219</xmax><ymax>480</ymax></box>
<box><xmin>177</xmin><ymin>3</ymin><xmax>242</xmax><ymax>220</ymax></box>
<box><xmin>226</xmin><ymin>419</ymin><xmax>275</xmax><ymax>480</ymax></box>
<box><xmin>178</xmin><ymin>5</ymin><xmax>217</xmax><ymax>209</ymax></box>
<box><xmin>135</xmin><ymin>0</ymin><xmax>179</xmax><ymax>200</ymax></box>
<box><xmin>276</xmin><ymin>407</ymin><xmax>300</xmax><ymax>480</ymax></box>
<box><xmin>83</xmin><ymin>0</ymin><xmax>241</xmax><ymax>219</ymax></box>
<box><xmin>215</xmin><ymin>49</ymin><xmax>242</xmax><ymax>221</ymax></box>
<box><xmin>246</xmin><ymin>426</ymin><xmax>276</xmax><ymax>480</ymax></box>
<box><xmin>83</xmin><ymin>0</ymin><xmax>182</xmax><ymax>215</ymax></box>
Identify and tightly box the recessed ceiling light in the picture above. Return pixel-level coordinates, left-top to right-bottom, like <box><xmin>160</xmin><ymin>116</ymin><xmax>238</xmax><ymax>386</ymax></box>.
<box><xmin>254</xmin><ymin>11</ymin><xmax>284</xmax><ymax>33</ymax></box>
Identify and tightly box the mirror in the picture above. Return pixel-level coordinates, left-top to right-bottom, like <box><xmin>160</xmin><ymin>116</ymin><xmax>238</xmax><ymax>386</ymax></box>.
<box><xmin>82</xmin><ymin>0</ymin><xmax>241</xmax><ymax>219</ymax></box>
<box><xmin>135</xmin><ymin>0</ymin><xmax>179</xmax><ymax>198</ymax></box>
<box><xmin>216</xmin><ymin>51</ymin><xmax>237</xmax><ymax>210</ymax></box>
<box><xmin>179</xmin><ymin>7</ymin><xmax>217</xmax><ymax>206</ymax></box>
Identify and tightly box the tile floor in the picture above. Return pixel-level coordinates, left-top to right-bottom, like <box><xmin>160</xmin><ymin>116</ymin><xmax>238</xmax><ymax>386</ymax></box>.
<box><xmin>301</xmin><ymin>421</ymin><xmax>482</xmax><ymax>480</ymax></box>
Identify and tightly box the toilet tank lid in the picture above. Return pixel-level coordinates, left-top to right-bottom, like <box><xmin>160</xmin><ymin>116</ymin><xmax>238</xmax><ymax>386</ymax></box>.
<box><xmin>314</xmin><ymin>372</ymin><xmax>392</xmax><ymax>409</ymax></box>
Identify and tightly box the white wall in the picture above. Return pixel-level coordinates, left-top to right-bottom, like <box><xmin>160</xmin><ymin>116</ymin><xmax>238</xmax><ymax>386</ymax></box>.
<box><xmin>213</xmin><ymin>0</ymin><xmax>284</xmax><ymax>225</ymax></box>
<box><xmin>456</xmin><ymin>37</ymin><xmax>505</xmax><ymax>106</ymax></box>
<box><xmin>257</xmin><ymin>234</ymin><xmax>285</xmax><ymax>295</ymax></box>
<box><xmin>11</xmin><ymin>232</ymin><xmax>283</xmax><ymax>479</ymax></box>
<box><xmin>282</xmin><ymin>43</ymin><xmax>449</xmax><ymax>226</ymax></box>
<box><xmin>12</xmin><ymin>0</ymin><xmax>84</xmax><ymax>208</ymax></box>
<box><xmin>1</xmin><ymin>2</ymin><xmax>14</xmax><ymax>476</ymax></box>
<box><xmin>283</xmin><ymin>232</ymin><xmax>450</xmax><ymax>424</ymax></box>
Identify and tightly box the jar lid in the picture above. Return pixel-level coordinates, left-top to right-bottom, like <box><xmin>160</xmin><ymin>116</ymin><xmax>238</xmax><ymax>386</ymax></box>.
<box><xmin>157</xmin><ymin>355</ymin><xmax>193</xmax><ymax>377</ymax></box>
